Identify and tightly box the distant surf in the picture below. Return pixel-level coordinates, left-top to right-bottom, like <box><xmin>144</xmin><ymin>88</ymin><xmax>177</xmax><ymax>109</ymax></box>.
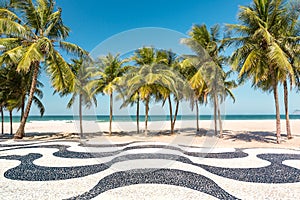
<box><xmin>2</xmin><ymin>115</ymin><xmax>300</xmax><ymax>123</ymax></box>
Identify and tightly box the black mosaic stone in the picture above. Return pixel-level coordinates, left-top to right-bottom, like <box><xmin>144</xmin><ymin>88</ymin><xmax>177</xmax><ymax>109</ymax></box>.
<box><xmin>1</xmin><ymin>141</ymin><xmax>300</xmax><ymax>184</ymax></box>
<box><xmin>1</xmin><ymin>153</ymin><xmax>200</xmax><ymax>181</ymax></box>
<box><xmin>0</xmin><ymin>143</ymin><xmax>248</xmax><ymax>159</ymax></box>
<box><xmin>1</xmin><ymin>151</ymin><xmax>300</xmax><ymax>184</ymax></box>
<box><xmin>1</xmin><ymin>153</ymin><xmax>109</xmax><ymax>181</ymax></box>
<box><xmin>67</xmin><ymin>168</ymin><xmax>240</xmax><ymax>200</ymax></box>
<box><xmin>198</xmin><ymin>153</ymin><xmax>300</xmax><ymax>183</ymax></box>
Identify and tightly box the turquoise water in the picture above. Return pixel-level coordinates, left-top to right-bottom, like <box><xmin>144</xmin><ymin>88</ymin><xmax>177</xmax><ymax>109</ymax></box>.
<box><xmin>1</xmin><ymin>115</ymin><xmax>300</xmax><ymax>123</ymax></box>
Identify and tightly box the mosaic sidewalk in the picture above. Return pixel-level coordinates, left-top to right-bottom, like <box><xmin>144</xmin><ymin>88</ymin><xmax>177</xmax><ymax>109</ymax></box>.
<box><xmin>0</xmin><ymin>140</ymin><xmax>299</xmax><ymax>199</ymax></box>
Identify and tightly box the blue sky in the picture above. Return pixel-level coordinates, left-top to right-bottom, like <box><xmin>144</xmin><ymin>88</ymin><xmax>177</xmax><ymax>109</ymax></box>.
<box><xmin>25</xmin><ymin>0</ymin><xmax>299</xmax><ymax>116</ymax></box>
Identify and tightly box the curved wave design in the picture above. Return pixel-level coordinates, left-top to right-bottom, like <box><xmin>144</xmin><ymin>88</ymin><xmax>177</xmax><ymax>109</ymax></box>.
<box><xmin>1</xmin><ymin>150</ymin><xmax>300</xmax><ymax>183</ymax></box>
<box><xmin>0</xmin><ymin>143</ymin><xmax>248</xmax><ymax>159</ymax></box>
<box><xmin>200</xmin><ymin>153</ymin><xmax>300</xmax><ymax>183</ymax></box>
<box><xmin>67</xmin><ymin>168</ymin><xmax>240</xmax><ymax>200</ymax></box>
<box><xmin>1</xmin><ymin>141</ymin><xmax>300</xmax><ymax>199</ymax></box>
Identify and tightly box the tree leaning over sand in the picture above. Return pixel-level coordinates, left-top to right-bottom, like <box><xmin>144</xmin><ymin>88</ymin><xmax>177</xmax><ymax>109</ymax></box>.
<box><xmin>0</xmin><ymin>66</ymin><xmax>45</xmax><ymax>135</ymax></box>
<box><xmin>90</xmin><ymin>53</ymin><xmax>129</xmax><ymax>136</ymax></box>
<box><xmin>225</xmin><ymin>0</ymin><xmax>295</xmax><ymax>143</ymax></box>
<box><xmin>0</xmin><ymin>0</ymin><xmax>86</xmax><ymax>138</ymax></box>
<box><xmin>182</xmin><ymin>24</ymin><xmax>235</xmax><ymax>137</ymax></box>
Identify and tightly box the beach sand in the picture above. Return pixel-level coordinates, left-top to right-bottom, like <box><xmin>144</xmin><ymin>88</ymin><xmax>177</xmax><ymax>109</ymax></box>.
<box><xmin>1</xmin><ymin>119</ymin><xmax>299</xmax><ymax>149</ymax></box>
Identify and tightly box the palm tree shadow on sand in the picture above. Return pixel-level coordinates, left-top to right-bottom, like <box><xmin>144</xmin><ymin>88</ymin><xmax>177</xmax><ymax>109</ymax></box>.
<box><xmin>221</xmin><ymin>130</ymin><xmax>288</xmax><ymax>144</ymax></box>
<box><xmin>182</xmin><ymin>129</ymin><xmax>293</xmax><ymax>144</ymax></box>
<box><xmin>0</xmin><ymin>132</ymin><xmax>79</xmax><ymax>141</ymax></box>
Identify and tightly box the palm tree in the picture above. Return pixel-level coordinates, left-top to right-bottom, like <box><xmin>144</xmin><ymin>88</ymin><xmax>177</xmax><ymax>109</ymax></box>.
<box><xmin>0</xmin><ymin>68</ymin><xmax>5</xmax><ymax>134</ymax></box>
<box><xmin>155</xmin><ymin>50</ymin><xmax>188</xmax><ymax>134</ymax></box>
<box><xmin>121</xmin><ymin>47</ymin><xmax>188</xmax><ymax>135</ymax></box>
<box><xmin>182</xmin><ymin>24</ymin><xmax>235</xmax><ymax>137</ymax></box>
<box><xmin>0</xmin><ymin>93</ymin><xmax>5</xmax><ymax>135</ymax></box>
<box><xmin>225</xmin><ymin>0</ymin><xmax>295</xmax><ymax>143</ymax></box>
<box><xmin>0</xmin><ymin>0</ymin><xmax>86</xmax><ymax>138</ymax></box>
<box><xmin>62</xmin><ymin>58</ymin><xmax>97</xmax><ymax>137</ymax></box>
<box><xmin>0</xmin><ymin>105</ymin><xmax>3</xmax><ymax>134</ymax></box>
<box><xmin>0</xmin><ymin>65</ymin><xmax>45</xmax><ymax>134</ymax></box>
<box><xmin>276</xmin><ymin>2</ymin><xmax>300</xmax><ymax>139</ymax></box>
<box><xmin>180</xmin><ymin>57</ymin><xmax>208</xmax><ymax>132</ymax></box>
<box><xmin>118</xmin><ymin>47</ymin><xmax>159</xmax><ymax>135</ymax></box>
<box><xmin>124</xmin><ymin>62</ymin><xmax>182</xmax><ymax>136</ymax></box>
<box><xmin>129</xmin><ymin>47</ymin><xmax>158</xmax><ymax>134</ymax></box>
<box><xmin>90</xmin><ymin>53</ymin><xmax>129</xmax><ymax>136</ymax></box>
<box><xmin>118</xmin><ymin>68</ymin><xmax>141</xmax><ymax>134</ymax></box>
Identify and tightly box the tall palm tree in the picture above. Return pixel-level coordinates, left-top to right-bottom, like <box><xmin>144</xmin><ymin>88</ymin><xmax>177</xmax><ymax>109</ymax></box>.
<box><xmin>276</xmin><ymin>2</ymin><xmax>300</xmax><ymax>139</ymax></box>
<box><xmin>119</xmin><ymin>47</ymin><xmax>161</xmax><ymax>135</ymax></box>
<box><xmin>155</xmin><ymin>50</ymin><xmax>188</xmax><ymax>134</ymax></box>
<box><xmin>129</xmin><ymin>47</ymin><xmax>158</xmax><ymax>134</ymax></box>
<box><xmin>182</xmin><ymin>24</ymin><xmax>234</xmax><ymax>137</ymax></box>
<box><xmin>124</xmin><ymin>62</ymin><xmax>181</xmax><ymax>136</ymax></box>
<box><xmin>118</xmin><ymin>67</ymin><xmax>140</xmax><ymax>134</ymax></box>
<box><xmin>0</xmin><ymin>68</ymin><xmax>5</xmax><ymax>134</ymax></box>
<box><xmin>0</xmin><ymin>0</ymin><xmax>86</xmax><ymax>138</ymax></box>
<box><xmin>0</xmin><ymin>105</ymin><xmax>3</xmax><ymax>134</ymax></box>
<box><xmin>225</xmin><ymin>0</ymin><xmax>295</xmax><ymax>143</ymax></box>
<box><xmin>121</xmin><ymin>47</ymin><xmax>188</xmax><ymax>135</ymax></box>
<box><xmin>90</xmin><ymin>53</ymin><xmax>129</xmax><ymax>136</ymax></box>
<box><xmin>180</xmin><ymin>57</ymin><xmax>208</xmax><ymax>132</ymax></box>
<box><xmin>58</xmin><ymin>58</ymin><xmax>97</xmax><ymax>137</ymax></box>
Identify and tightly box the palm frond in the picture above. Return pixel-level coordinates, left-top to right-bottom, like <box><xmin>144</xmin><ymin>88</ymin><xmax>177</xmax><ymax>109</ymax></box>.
<box><xmin>59</xmin><ymin>41</ymin><xmax>89</xmax><ymax>57</ymax></box>
<box><xmin>46</xmin><ymin>50</ymin><xmax>75</xmax><ymax>92</ymax></box>
<box><xmin>17</xmin><ymin>42</ymin><xmax>43</xmax><ymax>72</ymax></box>
<box><xmin>33</xmin><ymin>96</ymin><xmax>45</xmax><ymax>116</ymax></box>
<box><xmin>0</xmin><ymin>8</ymin><xmax>21</xmax><ymax>21</ymax></box>
<box><xmin>0</xmin><ymin>18</ymin><xmax>27</xmax><ymax>37</ymax></box>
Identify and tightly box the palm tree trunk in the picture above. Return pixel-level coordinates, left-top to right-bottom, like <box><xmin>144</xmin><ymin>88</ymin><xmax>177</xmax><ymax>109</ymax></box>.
<box><xmin>9</xmin><ymin>110</ymin><xmax>13</xmax><ymax>135</ymax></box>
<box><xmin>136</xmin><ymin>94</ymin><xmax>140</xmax><ymax>134</ymax></box>
<box><xmin>145</xmin><ymin>97</ymin><xmax>149</xmax><ymax>136</ymax></box>
<box><xmin>283</xmin><ymin>81</ymin><xmax>292</xmax><ymax>139</ymax></box>
<box><xmin>172</xmin><ymin>100</ymin><xmax>179</xmax><ymax>135</ymax></box>
<box><xmin>195</xmin><ymin>100</ymin><xmax>199</xmax><ymax>132</ymax></box>
<box><xmin>14</xmin><ymin>62</ymin><xmax>39</xmax><ymax>139</ymax></box>
<box><xmin>272</xmin><ymin>78</ymin><xmax>281</xmax><ymax>144</ymax></box>
<box><xmin>79</xmin><ymin>94</ymin><xmax>83</xmax><ymax>137</ymax></box>
<box><xmin>217</xmin><ymin>98</ymin><xmax>223</xmax><ymax>138</ymax></box>
<box><xmin>109</xmin><ymin>92</ymin><xmax>113</xmax><ymax>136</ymax></box>
<box><xmin>1</xmin><ymin>106</ymin><xmax>3</xmax><ymax>135</ymax></box>
<box><xmin>213</xmin><ymin>95</ymin><xmax>218</xmax><ymax>136</ymax></box>
<box><xmin>20</xmin><ymin>94</ymin><xmax>25</xmax><ymax>121</ymax></box>
<box><xmin>168</xmin><ymin>96</ymin><xmax>173</xmax><ymax>134</ymax></box>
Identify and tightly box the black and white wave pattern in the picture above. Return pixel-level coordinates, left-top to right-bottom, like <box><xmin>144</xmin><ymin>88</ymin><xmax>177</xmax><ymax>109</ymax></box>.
<box><xmin>0</xmin><ymin>141</ymin><xmax>299</xmax><ymax>199</ymax></box>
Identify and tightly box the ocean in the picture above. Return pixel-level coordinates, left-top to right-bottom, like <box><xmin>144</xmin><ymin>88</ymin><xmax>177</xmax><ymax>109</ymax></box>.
<box><xmin>2</xmin><ymin>115</ymin><xmax>300</xmax><ymax>123</ymax></box>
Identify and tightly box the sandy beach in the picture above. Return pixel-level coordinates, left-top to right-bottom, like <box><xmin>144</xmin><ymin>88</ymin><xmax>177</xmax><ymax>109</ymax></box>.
<box><xmin>1</xmin><ymin>119</ymin><xmax>299</xmax><ymax>149</ymax></box>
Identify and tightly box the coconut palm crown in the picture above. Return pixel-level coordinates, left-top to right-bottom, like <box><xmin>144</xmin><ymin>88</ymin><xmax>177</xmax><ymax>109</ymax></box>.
<box><xmin>0</xmin><ymin>0</ymin><xmax>87</xmax><ymax>138</ymax></box>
